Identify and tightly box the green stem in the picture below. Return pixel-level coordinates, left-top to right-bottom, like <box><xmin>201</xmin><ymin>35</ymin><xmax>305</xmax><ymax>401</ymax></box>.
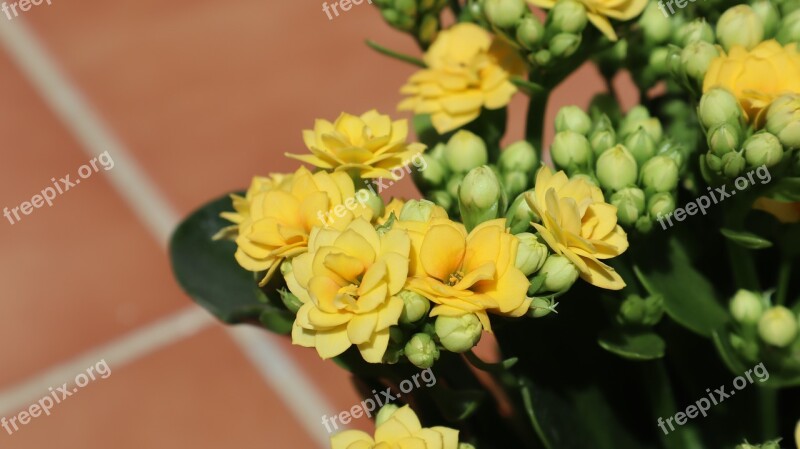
<box><xmin>365</xmin><ymin>40</ymin><xmax>426</xmax><ymax>68</ymax></box>
<box><xmin>759</xmin><ymin>387</ymin><xmax>778</xmax><ymax>440</ymax></box>
<box><xmin>525</xmin><ymin>83</ymin><xmax>549</xmax><ymax>154</ymax></box>
<box><xmin>775</xmin><ymin>257</ymin><xmax>792</xmax><ymax>306</ymax></box>
<box><xmin>723</xmin><ymin>208</ymin><xmax>760</xmax><ymax>291</ymax></box>
<box><xmin>449</xmin><ymin>0</ymin><xmax>461</xmax><ymax>16</ymax></box>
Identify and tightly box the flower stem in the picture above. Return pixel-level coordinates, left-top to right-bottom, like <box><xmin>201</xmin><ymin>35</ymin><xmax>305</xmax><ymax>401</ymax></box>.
<box><xmin>365</xmin><ymin>40</ymin><xmax>426</xmax><ymax>68</ymax></box>
<box><xmin>775</xmin><ymin>257</ymin><xmax>792</xmax><ymax>306</ymax></box>
<box><xmin>525</xmin><ymin>82</ymin><xmax>549</xmax><ymax>155</ymax></box>
<box><xmin>759</xmin><ymin>387</ymin><xmax>778</xmax><ymax>440</ymax></box>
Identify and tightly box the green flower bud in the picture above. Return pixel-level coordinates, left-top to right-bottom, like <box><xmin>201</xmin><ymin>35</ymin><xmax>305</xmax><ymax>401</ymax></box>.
<box><xmin>428</xmin><ymin>190</ymin><xmax>454</xmax><ymax>212</ymax></box>
<box><xmin>708</xmin><ymin>122</ymin><xmax>742</xmax><ymax>156</ymax></box>
<box><xmin>445</xmin><ymin>130</ymin><xmax>488</xmax><ymax>173</ymax></box>
<box><xmin>515</xmin><ymin>232</ymin><xmax>549</xmax><ymax>276</ymax></box>
<box><xmin>611</xmin><ymin>187</ymin><xmax>645</xmax><ymax>226</ymax></box>
<box><xmin>635</xmin><ymin>215</ymin><xmax>653</xmax><ymax>233</ymax></box>
<box><xmin>717</xmin><ymin>5</ymin><xmax>764</xmax><ymax>51</ymax></box>
<box><xmin>459</xmin><ymin>166</ymin><xmax>507</xmax><ymax>231</ymax></box>
<box><xmin>416</xmin><ymin>154</ymin><xmax>448</xmax><ymax>188</ymax></box>
<box><xmin>698</xmin><ymin>88</ymin><xmax>743</xmax><ymax>130</ymax></box>
<box><xmin>279</xmin><ymin>263</ymin><xmax>303</xmax><ymax>314</ymax></box>
<box><xmin>405</xmin><ymin>333</ymin><xmax>440</xmax><ymax>368</ymax></box>
<box><xmin>658</xmin><ymin>141</ymin><xmax>687</xmax><ymax>170</ymax></box>
<box><xmin>446</xmin><ymin>177</ymin><xmax>461</xmax><ymax>199</ymax></box>
<box><xmin>428</xmin><ymin>142</ymin><xmax>447</xmax><ymax>163</ymax></box>
<box><xmin>375</xmin><ymin>404</ymin><xmax>400</xmax><ymax>426</ymax></box>
<box><xmin>503</xmin><ymin>170</ymin><xmax>529</xmax><ymax>199</ymax></box>
<box><xmin>399</xmin><ymin>199</ymin><xmax>441</xmax><ymax>222</ymax></box>
<box><xmin>674</xmin><ymin>19</ymin><xmax>715</xmax><ymax>46</ymax></box>
<box><xmin>435</xmin><ymin>314</ymin><xmax>483</xmax><ymax>353</ymax></box>
<box><xmin>743</xmin><ymin>132</ymin><xmax>784</xmax><ymax>168</ymax></box>
<box><xmin>550</xmin><ymin>0</ymin><xmax>588</xmax><ymax>33</ymax></box>
<box><xmin>500</xmin><ymin>140</ymin><xmax>539</xmax><ymax>174</ymax></box>
<box><xmin>484</xmin><ymin>0</ymin><xmax>527</xmax><ymax>28</ymax></box>
<box><xmin>534</xmin><ymin>49</ymin><xmax>552</xmax><ymax>66</ymax></box>
<box><xmin>751</xmin><ymin>0</ymin><xmax>781</xmax><ymax>38</ymax></box>
<box><xmin>729</xmin><ymin>289</ymin><xmax>764</xmax><ymax>325</ymax></box>
<box><xmin>649</xmin><ymin>47</ymin><xmax>670</xmax><ymax>75</ymax></box>
<box><xmin>398</xmin><ymin>290</ymin><xmax>431</xmax><ymax>324</ymax></box>
<box><xmin>624</xmin><ymin>128</ymin><xmax>658</xmax><ymax>166</ymax></box>
<box><xmin>529</xmin><ymin>296</ymin><xmax>557</xmax><ymax>317</ymax></box>
<box><xmin>758</xmin><ymin>306</ymin><xmax>799</xmax><ymax>347</ymax></box>
<box><xmin>706</xmin><ymin>152</ymin><xmax>723</xmax><ymax>172</ymax></box>
<box><xmin>555</xmin><ymin>106</ymin><xmax>593</xmax><ymax>135</ymax></box>
<box><xmin>507</xmin><ymin>192</ymin><xmax>538</xmax><ymax>234</ymax></box>
<box><xmin>648</xmin><ymin>192</ymin><xmax>676</xmax><ymax>220</ymax></box>
<box><xmin>517</xmin><ymin>17</ymin><xmax>545</xmax><ymax>50</ymax></box>
<box><xmin>549</xmin><ymin>33</ymin><xmax>581</xmax><ymax>58</ymax></box>
<box><xmin>625</xmin><ymin>105</ymin><xmax>650</xmax><ymax>123</ymax></box>
<box><xmin>539</xmin><ymin>254</ymin><xmax>580</xmax><ymax>292</ymax></box>
<box><xmin>418</xmin><ymin>13</ymin><xmax>440</xmax><ymax>45</ymax></box>
<box><xmin>551</xmin><ymin>130</ymin><xmax>592</xmax><ymax>169</ymax></box>
<box><xmin>640</xmin><ymin>155</ymin><xmax>679</xmax><ymax>192</ymax></box>
<box><xmin>776</xmin><ymin>9</ymin><xmax>800</xmax><ymax>45</ymax></box>
<box><xmin>766</xmin><ymin>93</ymin><xmax>800</xmax><ymax>148</ymax></box>
<box><xmin>596</xmin><ymin>144</ymin><xmax>638</xmax><ymax>191</ymax></box>
<box><xmin>639</xmin><ymin>2</ymin><xmax>671</xmax><ymax>44</ymax></box>
<box><xmin>357</xmin><ymin>187</ymin><xmax>385</xmax><ymax>219</ymax></box>
<box><xmin>681</xmin><ymin>41</ymin><xmax>721</xmax><ymax>84</ymax></box>
<box><xmin>721</xmin><ymin>151</ymin><xmax>746</xmax><ymax>178</ymax></box>
<box><xmin>619</xmin><ymin>294</ymin><xmax>646</xmax><ymax>325</ymax></box>
<box><xmin>591</xmin><ymin>130</ymin><xmax>617</xmax><ymax>156</ymax></box>
<box><xmin>619</xmin><ymin>116</ymin><xmax>663</xmax><ymax>143</ymax></box>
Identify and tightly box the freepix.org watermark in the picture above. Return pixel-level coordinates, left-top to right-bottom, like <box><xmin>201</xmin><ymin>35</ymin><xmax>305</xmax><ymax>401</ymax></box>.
<box><xmin>657</xmin><ymin>165</ymin><xmax>771</xmax><ymax>230</ymax></box>
<box><xmin>3</xmin><ymin>150</ymin><xmax>114</xmax><ymax>226</ymax></box>
<box><xmin>657</xmin><ymin>362</ymin><xmax>769</xmax><ymax>436</ymax></box>
<box><xmin>1</xmin><ymin>359</ymin><xmax>111</xmax><ymax>436</ymax></box>
<box><xmin>322</xmin><ymin>0</ymin><xmax>371</xmax><ymax>20</ymax></box>
<box><xmin>2</xmin><ymin>0</ymin><xmax>53</xmax><ymax>21</ymax></box>
<box><xmin>321</xmin><ymin>368</ymin><xmax>437</xmax><ymax>433</ymax></box>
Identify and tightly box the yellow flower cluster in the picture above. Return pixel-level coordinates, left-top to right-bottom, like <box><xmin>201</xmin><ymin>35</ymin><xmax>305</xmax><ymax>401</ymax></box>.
<box><xmin>331</xmin><ymin>405</ymin><xmax>459</xmax><ymax>449</ymax></box>
<box><xmin>528</xmin><ymin>0</ymin><xmax>647</xmax><ymax>41</ymax></box>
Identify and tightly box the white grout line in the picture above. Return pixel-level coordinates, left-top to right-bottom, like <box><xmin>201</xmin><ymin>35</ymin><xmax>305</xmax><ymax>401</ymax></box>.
<box><xmin>0</xmin><ymin>17</ymin><xmax>335</xmax><ymax>447</ymax></box>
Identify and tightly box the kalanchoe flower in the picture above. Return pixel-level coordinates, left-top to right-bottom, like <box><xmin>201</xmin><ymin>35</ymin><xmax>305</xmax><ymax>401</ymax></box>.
<box><xmin>286</xmin><ymin>110</ymin><xmax>426</xmax><ymax>179</ymax></box>
<box><xmin>331</xmin><ymin>405</ymin><xmax>460</xmax><ymax>449</ymax></box>
<box><xmin>766</xmin><ymin>93</ymin><xmax>800</xmax><ymax>149</ymax></box>
<box><xmin>399</xmin><ymin>23</ymin><xmax>526</xmax><ymax>134</ymax></box>
<box><xmin>400</xmin><ymin>199</ymin><xmax>449</xmax><ymax>223</ymax></box>
<box><xmin>716</xmin><ymin>5</ymin><xmax>764</xmax><ymax>52</ymax></box>
<box><xmin>527</xmin><ymin>0</ymin><xmax>647</xmax><ymax>42</ymax></box>
<box><xmin>758</xmin><ymin>306</ymin><xmax>799</xmax><ymax>348</ymax></box>
<box><xmin>640</xmin><ymin>155</ymin><xmax>679</xmax><ymax>193</ymax></box>
<box><xmin>698</xmin><ymin>88</ymin><xmax>745</xmax><ymax>130</ymax></box>
<box><xmin>525</xmin><ymin>166</ymin><xmax>629</xmax><ymax>290</ymax></box>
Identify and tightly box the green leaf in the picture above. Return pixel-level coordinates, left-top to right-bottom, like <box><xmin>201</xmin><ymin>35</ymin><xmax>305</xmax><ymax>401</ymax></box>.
<box><xmin>259</xmin><ymin>307</ymin><xmax>294</xmax><ymax>335</ymax></box>
<box><xmin>633</xmin><ymin>236</ymin><xmax>728</xmax><ymax>338</ymax></box>
<box><xmin>765</xmin><ymin>177</ymin><xmax>800</xmax><ymax>202</ymax></box>
<box><xmin>429</xmin><ymin>385</ymin><xmax>485</xmax><ymax>422</ymax></box>
<box><xmin>720</xmin><ymin>228</ymin><xmax>773</xmax><ymax>249</ymax></box>
<box><xmin>169</xmin><ymin>193</ymin><xmax>267</xmax><ymax>323</ymax></box>
<box><xmin>598</xmin><ymin>328</ymin><xmax>666</xmax><ymax>361</ymax></box>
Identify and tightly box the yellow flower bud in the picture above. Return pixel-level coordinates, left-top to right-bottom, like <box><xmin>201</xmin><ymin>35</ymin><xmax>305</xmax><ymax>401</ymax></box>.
<box><xmin>400</xmin><ymin>199</ymin><xmax>448</xmax><ymax>222</ymax></box>
<box><xmin>758</xmin><ymin>306</ymin><xmax>799</xmax><ymax>347</ymax></box>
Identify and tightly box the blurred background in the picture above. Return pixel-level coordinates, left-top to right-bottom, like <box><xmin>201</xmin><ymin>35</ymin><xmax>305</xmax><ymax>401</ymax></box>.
<box><xmin>0</xmin><ymin>1</ymin><xmax>637</xmax><ymax>447</ymax></box>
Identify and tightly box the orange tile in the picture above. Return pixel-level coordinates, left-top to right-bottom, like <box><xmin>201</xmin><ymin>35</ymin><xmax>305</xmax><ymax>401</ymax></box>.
<box><xmin>0</xmin><ymin>327</ymin><xmax>317</xmax><ymax>449</ymax></box>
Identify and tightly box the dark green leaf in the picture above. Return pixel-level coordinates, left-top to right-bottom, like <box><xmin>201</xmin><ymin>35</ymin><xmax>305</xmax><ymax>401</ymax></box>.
<box><xmin>430</xmin><ymin>386</ymin><xmax>485</xmax><ymax>422</ymax></box>
<box><xmin>259</xmin><ymin>307</ymin><xmax>294</xmax><ymax>335</ymax></box>
<box><xmin>598</xmin><ymin>328</ymin><xmax>666</xmax><ymax>361</ymax></box>
<box><xmin>720</xmin><ymin>228</ymin><xmax>773</xmax><ymax>249</ymax></box>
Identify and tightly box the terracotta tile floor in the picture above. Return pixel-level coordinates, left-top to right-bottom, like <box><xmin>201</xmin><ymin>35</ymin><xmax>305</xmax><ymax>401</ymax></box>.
<box><xmin>0</xmin><ymin>1</ymin><xmax>623</xmax><ymax>447</ymax></box>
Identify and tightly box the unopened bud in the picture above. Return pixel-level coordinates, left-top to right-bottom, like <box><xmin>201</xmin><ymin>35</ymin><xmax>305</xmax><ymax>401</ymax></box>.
<box><xmin>708</xmin><ymin>122</ymin><xmax>741</xmax><ymax>156</ymax></box>
<box><xmin>445</xmin><ymin>130</ymin><xmax>488</xmax><ymax>173</ymax></box>
<box><xmin>515</xmin><ymin>232</ymin><xmax>549</xmax><ymax>276</ymax></box>
<box><xmin>375</xmin><ymin>404</ymin><xmax>400</xmax><ymax>426</ymax></box>
<box><xmin>674</xmin><ymin>19</ymin><xmax>715</xmax><ymax>46</ymax></box>
<box><xmin>611</xmin><ymin>187</ymin><xmax>645</xmax><ymax>226</ymax></box>
<box><xmin>435</xmin><ymin>314</ymin><xmax>483</xmax><ymax>353</ymax></box>
<box><xmin>648</xmin><ymin>192</ymin><xmax>676</xmax><ymax>219</ymax></box>
<box><xmin>484</xmin><ymin>0</ymin><xmax>527</xmax><ymax>28</ymax></box>
<box><xmin>500</xmin><ymin>140</ymin><xmax>539</xmax><ymax>174</ymax></box>
<box><xmin>766</xmin><ymin>93</ymin><xmax>800</xmax><ymax>149</ymax></box>
<box><xmin>758</xmin><ymin>306</ymin><xmax>799</xmax><ymax>347</ymax></box>
<box><xmin>624</xmin><ymin>128</ymin><xmax>658</xmax><ymax>166</ymax></box>
<box><xmin>721</xmin><ymin>151</ymin><xmax>747</xmax><ymax>178</ymax></box>
<box><xmin>503</xmin><ymin>171</ymin><xmax>528</xmax><ymax>199</ymax></box>
<box><xmin>729</xmin><ymin>289</ymin><xmax>764</xmax><ymax>325</ymax></box>
<box><xmin>640</xmin><ymin>155</ymin><xmax>679</xmax><ymax>192</ymax></box>
<box><xmin>539</xmin><ymin>254</ymin><xmax>579</xmax><ymax>292</ymax></box>
<box><xmin>751</xmin><ymin>0</ymin><xmax>780</xmax><ymax>38</ymax></box>
<box><xmin>698</xmin><ymin>88</ymin><xmax>743</xmax><ymax>130</ymax></box>
<box><xmin>555</xmin><ymin>105</ymin><xmax>592</xmax><ymax>135</ymax></box>
<box><xmin>507</xmin><ymin>192</ymin><xmax>538</xmax><ymax>234</ymax></box>
<box><xmin>681</xmin><ymin>41</ymin><xmax>720</xmax><ymax>84</ymax></box>
<box><xmin>550</xmin><ymin>0</ymin><xmax>588</xmax><ymax>34</ymax></box>
<box><xmin>398</xmin><ymin>290</ymin><xmax>431</xmax><ymax>324</ymax></box>
<box><xmin>405</xmin><ymin>333</ymin><xmax>440</xmax><ymax>369</ymax></box>
<box><xmin>549</xmin><ymin>33</ymin><xmax>581</xmax><ymax>58</ymax></box>
<box><xmin>596</xmin><ymin>144</ymin><xmax>638</xmax><ymax>191</ymax></box>
<box><xmin>743</xmin><ymin>132</ymin><xmax>784</xmax><ymax>168</ymax></box>
<box><xmin>517</xmin><ymin>17</ymin><xmax>545</xmax><ymax>49</ymax></box>
<box><xmin>459</xmin><ymin>166</ymin><xmax>506</xmax><ymax>231</ymax></box>
<box><xmin>717</xmin><ymin>5</ymin><xmax>764</xmax><ymax>51</ymax></box>
<box><xmin>777</xmin><ymin>9</ymin><xmax>800</xmax><ymax>45</ymax></box>
<box><xmin>551</xmin><ymin>130</ymin><xmax>592</xmax><ymax>170</ymax></box>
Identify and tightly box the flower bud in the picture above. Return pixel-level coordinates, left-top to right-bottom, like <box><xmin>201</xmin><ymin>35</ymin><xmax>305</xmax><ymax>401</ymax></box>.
<box><xmin>639</xmin><ymin>2</ymin><xmax>671</xmax><ymax>44</ymax></box>
<box><xmin>550</xmin><ymin>0</ymin><xmax>587</xmax><ymax>34</ymax></box>
<box><xmin>398</xmin><ymin>290</ymin><xmax>431</xmax><ymax>324</ymax></box>
<box><xmin>515</xmin><ymin>232</ymin><xmax>549</xmax><ymax>276</ymax></box>
<box><xmin>517</xmin><ymin>17</ymin><xmax>545</xmax><ymax>49</ymax></box>
<box><xmin>484</xmin><ymin>0</ymin><xmax>527</xmax><ymax>28</ymax></box>
<box><xmin>717</xmin><ymin>5</ymin><xmax>764</xmax><ymax>51</ymax></box>
<box><xmin>640</xmin><ymin>155</ymin><xmax>679</xmax><ymax>192</ymax></box>
<box><xmin>596</xmin><ymin>144</ymin><xmax>638</xmax><ymax>192</ymax></box>
<box><xmin>507</xmin><ymin>192</ymin><xmax>538</xmax><ymax>234</ymax></box>
<box><xmin>721</xmin><ymin>151</ymin><xmax>746</xmax><ymax>178</ymax></box>
<box><xmin>758</xmin><ymin>306</ymin><xmax>799</xmax><ymax>347</ymax></box>
<box><xmin>611</xmin><ymin>187</ymin><xmax>645</xmax><ymax>226</ymax></box>
<box><xmin>649</xmin><ymin>47</ymin><xmax>670</xmax><ymax>75</ymax></box>
<box><xmin>399</xmin><ymin>199</ymin><xmax>441</xmax><ymax>222</ymax></box>
<box><xmin>674</xmin><ymin>19</ymin><xmax>715</xmax><ymax>46</ymax></box>
<box><xmin>698</xmin><ymin>88</ymin><xmax>743</xmax><ymax>130</ymax></box>
<box><xmin>428</xmin><ymin>190</ymin><xmax>454</xmax><ymax>212</ymax></box>
<box><xmin>503</xmin><ymin>170</ymin><xmax>528</xmax><ymax>199</ymax></box>
<box><xmin>743</xmin><ymin>132</ymin><xmax>784</xmax><ymax>168</ymax></box>
<box><xmin>555</xmin><ymin>105</ymin><xmax>592</xmax><ymax>135</ymax></box>
<box><xmin>445</xmin><ymin>130</ymin><xmax>488</xmax><ymax>173</ymax></box>
<box><xmin>539</xmin><ymin>254</ymin><xmax>580</xmax><ymax>292</ymax></box>
<box><xmin>751</xmin><ymin>0</ymin><xmax>780</xmax><ymax>38</ymax></box>
<box><xmin>708</xmin><ymin>122</ymin><xmax>741</xmax><ymax>156</ymax></box>
<box><xmin>776</xmin><ymin>9</ymin><xmax>800</xmax><ymax>45</ymax></box>
<box><xmin>375</xmin><ymin>404</ymin><xmax>400</xmax><ymax>426</ymax></box>
<box><xmin>435</xmin><ymin>314</ymin><xmax>483</xmax><ymax>353</ymax></box>
<box><xmin>729</xmin><ymin>289</ymin><xmax>764</xmax><ymax>325</ymax></box>
<box><xmin>591</xmin><ymin>130</ymin><xmax>617</xmax><ymax>156</ymax></box>
<box><xmin>680</xmin><ymin>41</ymin><xmax>720</xmax><ymax>84</ymax></box>
<box><xmin>405</xmin><ymin>333</ymin><xmax>440</xmax><ymax>369</ymax></box>
<box><xmin>706</xmin><ymin>153</ymin><xmax>723</xmax><ymax>172</ymax></box>
<box><xmin>529</xmin><ymin>296</ymin><xmax>557</xmax><ymax>318</ymax></box>
<box><xmin>623</xmin><ymin>128</ymin><xmax>658</xmax><ymax>166</ymax></box>
<box><xmin>446</xmin><ymin>177</ymin><xmax>461</xmax><ymax>199</ymax></box>
<box><xmin>499</xmin><ymin>140</ymin><xmax>539</xmax><ymax>174</ymax></box>
<box><xmin>766</xmin><ymin>93</ymin><xmax>800</xmax><ymax>149</ymax></box>
<box><xmin>533</xmin><ymin>49</ymin><xmax>552</xmax><ymax>66</ymax></box>
<box><xmin>418</xmin><ymin>13</ymin><xmax>440</xmax><ymax>45</ymax></box>
<box><xmin>416</xmin><ymin>154</ymin><xmax>448</xmax><ymax>188</ymax></box>
<box><xmin>359</xmin><ymin>187</ymin><xmax>386</xmax><ymax>219</ymax></box>
<box><xmin>459</xmin><ymin>166</ymin><xmax>507</xmax><ymax>231</ymax></box>
<box><xmin>619</xmin><ymin>116</ymin><xmax>663</xmax><ymax>143</ymax></box>
<box><xmin>279</xmin><ymin>263</ymin><xmax>304</xmax><ymax>314</ymax></box>
<box><xmin>635</xmin><ymin>216</ymin><xmax>653</xmax><ymax>233</ymax></box>
<box><xmin>549</xmin><ymin>33</ymin><xmax>581</xmax><ymax>58</ymax></box>
<box><xmin>551</xmin><ymin>130</ymin><xmax>592</xmax><ymax>169</ymax></box>
<box><xmin>648</xmin><ymin>192</ymin><xmax>676</xmax><ymax>219</ymax></box>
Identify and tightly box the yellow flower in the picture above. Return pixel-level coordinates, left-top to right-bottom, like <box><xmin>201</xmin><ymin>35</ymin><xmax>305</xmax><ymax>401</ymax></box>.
<box><xmin>224</xmin><ymin>166</ymin><xmax>372</xmax><ymax>285</ymax></box>
<box><xmin>378</xmin><ymin>198</ymin><xmax>406</xmax><ymax>225</ymax></box>
<box><xmin>401</xmin><ymin>218</ymin><xmax>530</xmax><ymax>331</ymax></box>
<box><xmin>398</xmin><ymin>23</ymin><xmax>526</xmax><ymax>134</ymax></box>
<box><xmin>528</xmin><ymin>0</ymin><xmax>647</xmax><ymax>41</ymax></box>
<box><xmin>331</xmin><ymin>405</ymin><xmax>459</xmax><ymax>449</ymax></box>
<box><xmin>704</xmin><ymin>40</ymin><xmax>800</xmax><ymax>124</ymax></box>
<box><xmin>286</xmin><ymin>218</ymin><xmax>411</xmax><ymax>363</ymax></box>
<box><xmin>286</xmin><ymin>110</ymin><xmax>426</xmax><ymax>179</ymax></box>
<box><xmin>525</xmin><ymin>166</ymin><xmax>628</xmax><ymax>290</ymax></box>
<box><xmin>754</xmin><ymin>197</ymin><xmax>800</xmax><ymax>223</ymax></box>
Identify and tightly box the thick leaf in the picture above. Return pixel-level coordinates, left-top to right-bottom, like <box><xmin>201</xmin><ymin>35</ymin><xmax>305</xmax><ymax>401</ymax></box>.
<box><xmin>720</xmin><ymin>228</ymin><xmax>773</xmax><ymax>249</ymax></box>
<box><xmin>598</xmin><ymin>328</ymin><xmax>666</xmax><ymax>361</ymax></box>
<box><xmin>169</xmin><ymin>193</ymin><xmax>266</xmax><ymax>323</ymax></box>
<box><xmin>259</xmin><ymin>307</ymin><xmax>294</xmax><ymax>335</ymax></box>
<box><xmin>633</xmin><ymin>236</ymin><xmax>728</xmax><ymax>338</ymax></box>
